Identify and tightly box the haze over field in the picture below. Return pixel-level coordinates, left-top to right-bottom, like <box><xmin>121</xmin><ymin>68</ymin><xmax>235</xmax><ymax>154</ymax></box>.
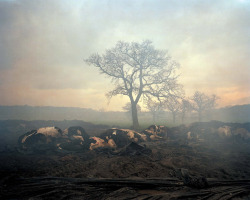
<box><xmin>0</xmin><ymin>0</ymin><xmax>249</xmax><ymax>111</ymax></box>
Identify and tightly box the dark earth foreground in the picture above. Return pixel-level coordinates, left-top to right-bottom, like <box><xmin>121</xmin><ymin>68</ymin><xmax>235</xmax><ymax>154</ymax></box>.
<box><xmin>1</xmin><ymin>121</ymin><xmax>250</xmax><ymax>199</ymax></box>
<box><xmin>2</xmin><ymin>177</ymin><xmax>250</xmax><ymax>199</ymax></box>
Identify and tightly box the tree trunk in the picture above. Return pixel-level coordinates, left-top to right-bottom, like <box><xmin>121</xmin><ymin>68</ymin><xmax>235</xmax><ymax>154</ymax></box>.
<box><xmin>131</xmin><ymin>102</ymin><xmax>139</xmax><ymax>130</ymax></box>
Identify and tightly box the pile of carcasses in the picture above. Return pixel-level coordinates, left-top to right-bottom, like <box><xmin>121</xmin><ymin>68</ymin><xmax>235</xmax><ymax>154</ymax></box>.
<box><xmin>170</xmin><ymin>121</ymin><xmax>250</xmax><ymax>142</ymax></box>
<box><xmin>18</xmin><ymin>125</ymin><xmax>168</xmax><ymax>153</ymax></box>
<box><xmin>18</xmin><ymin>121</ymin><xmax>250</xmax><ymax>153</ymax></box>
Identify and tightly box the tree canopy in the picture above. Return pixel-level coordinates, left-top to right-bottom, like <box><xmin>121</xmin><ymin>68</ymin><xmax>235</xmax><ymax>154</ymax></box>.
<box><xmin>85</xmin><ymin>40</ymin><xmax>182</xmax><ymax>129</ymax></box>
<box><xmin>191</xmin><ymin>91</ymin><xmax>218</xmax><ymax>122</ymax></box>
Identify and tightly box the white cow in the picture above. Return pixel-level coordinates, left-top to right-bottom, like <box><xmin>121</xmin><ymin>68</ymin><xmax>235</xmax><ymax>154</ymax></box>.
<box><xmin>217</xmin><ymin>126</ymin><xmax>232</xmax><ymax>138</ymax></box>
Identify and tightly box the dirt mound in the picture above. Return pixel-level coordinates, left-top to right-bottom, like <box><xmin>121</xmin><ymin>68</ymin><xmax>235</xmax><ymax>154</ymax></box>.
<box><xmin>116</xmin><ymin>142</ymin><xmax>152</xmax><ymax>156</ymax></box>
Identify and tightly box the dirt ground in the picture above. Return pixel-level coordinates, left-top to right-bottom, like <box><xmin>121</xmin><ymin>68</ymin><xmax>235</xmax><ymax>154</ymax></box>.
<box><xmin>1</xmin><ymin>121</ymin><xmax>250</xmax><ymax>199</ymax></box>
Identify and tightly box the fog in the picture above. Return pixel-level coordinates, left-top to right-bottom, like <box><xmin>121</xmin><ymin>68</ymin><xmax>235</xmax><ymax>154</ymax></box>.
<box><xmin>1</xmin><ymin>2</ymin><xmax>250</xmax><ymax>198</ymax></box>
<box><xmin>0</xmin><ymin>0</ymin><xmax>249</xmax><ymax>111</ymax></box>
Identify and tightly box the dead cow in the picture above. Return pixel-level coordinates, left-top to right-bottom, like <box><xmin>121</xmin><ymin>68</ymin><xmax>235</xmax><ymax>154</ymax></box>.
<box><xmin>19</xmin><ymin>126</ymin><xmax>92</xmax><ymax>152</ymax></box>
<box><xmin>187</xmin><ymin>131</ymin><xmax>192</xmax><ymax>140</ymax></box>
<box><xmin>217</xmin><ymin>126</ymin><xmax>232</xmax><ymax>138</ymax></box>
<box><xmin>63</xmin><ymin>126</ymin><xmax>90</xmax><ymax>144</ymax></box>
<box><xmin>89</xmin><ymin>136</ymin><xmax>116</xmax><ymax>150</ymax></box>
<box><xmin>60</xmin><ymin>126</ymin><xmax>92</xmax><ymax>151</ymax></box>
<box><xmin>233</xmin><ymin>128</ymin><xmax>250</xmax><ymax>140</ymax></box>
<box><xmin>143</xmin><ymin>125</ymin><xmax>168</xmax><ymax>141</ymax></box>
<box><xmin>99</xmin><ymin>128</ymin><xmax>147</xmax><ymax>148</ymax></box>
<box><xmin>18</xmin><ymin>127</ymin><xmax>64</xmax><ymax>151</ymax></box>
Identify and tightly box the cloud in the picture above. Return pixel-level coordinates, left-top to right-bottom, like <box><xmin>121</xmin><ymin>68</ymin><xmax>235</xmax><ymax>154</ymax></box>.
<box><xmin>0</xmin><ymin>0</ymin><xmax>106</xmax><ymax>89</ymax></box>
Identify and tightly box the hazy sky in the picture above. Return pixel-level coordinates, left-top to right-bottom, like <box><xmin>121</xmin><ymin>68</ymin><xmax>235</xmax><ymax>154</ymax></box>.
<box><xmin>0</xmin><ymin>0</ymin><xmax>249</xmax><ymax>111</ymax></box>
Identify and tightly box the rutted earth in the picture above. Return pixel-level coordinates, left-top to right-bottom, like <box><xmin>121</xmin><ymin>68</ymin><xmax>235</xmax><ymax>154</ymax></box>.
<box><xmin>1</xmin><ymin>121</ymin><xmax>250</xmax><ymax>199</ymax></box>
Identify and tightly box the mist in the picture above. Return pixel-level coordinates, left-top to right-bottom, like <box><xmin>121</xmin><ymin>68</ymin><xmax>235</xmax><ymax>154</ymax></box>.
<box><xmin>0</xmin><ymin>0</ymin><xmax>249</xmax><ymax>111</ymax></box>
<box><xmin>1</xmin><ymin>1</ymin><xmax>250</xmax><ymax>199</ymax></box>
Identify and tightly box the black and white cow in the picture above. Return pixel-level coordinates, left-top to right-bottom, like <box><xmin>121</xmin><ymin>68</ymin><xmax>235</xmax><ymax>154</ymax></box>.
<box><xmin>88</xmin><ymin>128</ymin><xmax>147</xmax><ymax>150</ymax></box>
<box><xmin>142</xmin><ymin>125</ymin><xmax>168</xmax><ymax>141</ymax></box>
<box><xmin>18</xmin><ymin>127</ymin><xmax>64</xmax><ymax>151</ymax></box>
<box><xmin>18</xmin><ymin>126</ymin><xmax>92</xmax><ymax>152</ymax></box>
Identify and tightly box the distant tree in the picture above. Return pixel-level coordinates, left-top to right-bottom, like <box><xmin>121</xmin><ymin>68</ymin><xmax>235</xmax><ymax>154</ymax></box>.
<box><xmin>191</xmin><ymin>91</ymin><xmax>218</xmax><ymax>122</ymax></box>
<box><xmin>180</xmin><ymin>99</ymin><xmax>192</xmax><ymax>124</ymax></box>
<box><xmin>145</xmin><ymin>99</ymin><xmax>163</xmax><ymax>123</ymax></box>
<box><xmin>163</xmin><ymin>98</ymin><xmax>182</xmax><ymax>124</ymax></box>
<box><xmin>85</xmin><ymin>40</ymin><xmax>182</xmax><ymax>129</ymax></box>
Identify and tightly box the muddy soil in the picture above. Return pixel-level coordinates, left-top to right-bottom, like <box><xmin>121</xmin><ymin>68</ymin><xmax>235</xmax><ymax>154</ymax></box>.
<box><xmin>1</xmin><ymin>138</ymin><xmax>250</xmax><ymax>199</ymax></box>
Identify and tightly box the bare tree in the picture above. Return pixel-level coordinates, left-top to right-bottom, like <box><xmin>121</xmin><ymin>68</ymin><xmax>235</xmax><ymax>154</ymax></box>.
<box><xmin>145</xmin><ymin>99</ymin><xmax>163</xmax><ymax>124</ymax></box>
<box><xmin>163</xmin><ymin>98</ymin><xmax>182</xmax><ymax>124</ymax></box>
<box><xmin>191</xmin><ymin>91</ymin><xmax>218</xmax><ymax>122</ymax></box>
<box><xmin>180</xmin><ymin>99</ymin><xmax>192</xmax><ymax>124</ymax></box>
<box><xmin>85</xmin><ymin>40</ymin><xmax>181</xmax><ymax>129</ymax></box>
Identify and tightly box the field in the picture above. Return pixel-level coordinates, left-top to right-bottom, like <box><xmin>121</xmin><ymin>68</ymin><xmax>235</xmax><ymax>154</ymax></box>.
<box><xmin>1</xmin><ymin>120</ymin><xmax>250</xmax><ymax>199</ymax></box>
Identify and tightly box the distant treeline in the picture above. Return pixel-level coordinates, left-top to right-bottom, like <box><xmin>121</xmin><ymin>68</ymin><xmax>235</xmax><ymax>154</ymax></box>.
<box><xmin>0</xmin><ymin>104</ymin><xmax>249</xmax><ymax>125</ymax></box>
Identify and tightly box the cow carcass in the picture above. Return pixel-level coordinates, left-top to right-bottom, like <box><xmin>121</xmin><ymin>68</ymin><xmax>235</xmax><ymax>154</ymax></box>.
<box><xmin>18</xmin><ymin>127</ymin><xmax>64</xmax><ymax>152</ymax></box>
<box><xmin>142</xmin><ymin>125</ymin><xmax>168</xmax><ymax>141</ymax></box>
<box><xmin>89</xmin><ymin>136</ymin><xmax>117</xmax><ymax>150</ymax></box>
<box><xmin>89</xmin><ymin>128</ymin><xmax>148</xmax><ymax>150</ymax></box>
<box><xmin>102</xmin><ymin>128</ymin><xmax>147</xmax><ymax>147</ymax></box>
<box><xmin>217</xmin><ymin>126</ymin><xmax>232</xmax><ymax>138</ymax></box>
<box><xmin>18</xmin><ymin>126</ymin><xmax>91</xmax><ymax>152</ymax></box>
<box><xmin>60</xmin><ymin>126</ymin><xmax>93</xmax><ymax>151</ymax></box>
<box><xmin>90</xmin><ymin>126</ymin><xmax>167</xmax><ymax>151</ymax></box>
<box><xmin>233</xmin><ymin>128</ymin><xmax>250</xmax><ymax>140</ymax></box>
